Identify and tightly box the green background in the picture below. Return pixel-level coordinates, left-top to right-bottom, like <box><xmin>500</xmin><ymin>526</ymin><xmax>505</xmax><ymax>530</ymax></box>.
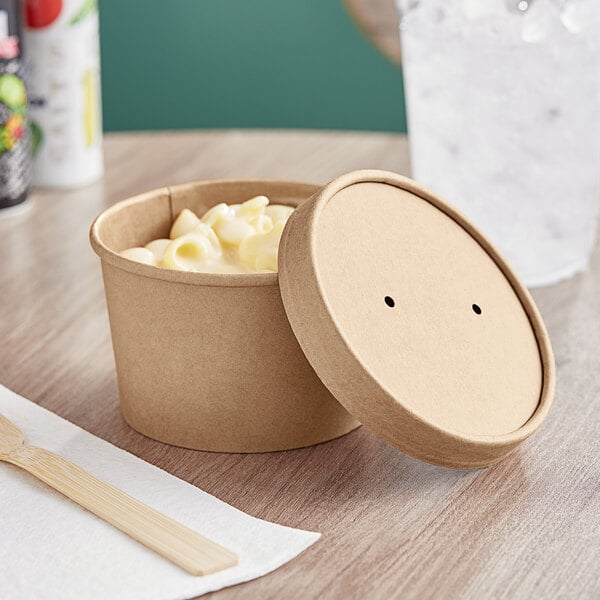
<box><xmin>99</xmin><ymin>0</ymin><xmax>406</xmax><ymax>132</ymax></box>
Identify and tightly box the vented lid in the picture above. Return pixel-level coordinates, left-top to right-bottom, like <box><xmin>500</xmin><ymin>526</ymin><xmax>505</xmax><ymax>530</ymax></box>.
<box><xmin>278</xmin><ymin>170</ymin><xmax>554</xmax><ymax>468</ymax></box>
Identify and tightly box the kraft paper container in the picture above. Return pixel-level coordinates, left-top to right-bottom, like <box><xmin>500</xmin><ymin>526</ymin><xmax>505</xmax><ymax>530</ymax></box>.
<box><xmin>92</xmin><ymin>170</ymin><xmax>555</xmax><ymax>469</ymax></box>
<box><xmin>90</xmin><ymin>180</ymin><xmax>360</xmax><ymax>452</ymax></box>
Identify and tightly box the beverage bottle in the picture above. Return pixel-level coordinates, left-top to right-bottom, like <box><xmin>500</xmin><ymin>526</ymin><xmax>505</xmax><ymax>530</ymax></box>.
<box><xmin>0</xmin><ymin>0</ymin><xmax>30</xmax><ymax>210</ymax></box>
<box><xmin>24</xmin><ymin>0</ymin><xmax>103</xmax><ymax>187</ymax></box>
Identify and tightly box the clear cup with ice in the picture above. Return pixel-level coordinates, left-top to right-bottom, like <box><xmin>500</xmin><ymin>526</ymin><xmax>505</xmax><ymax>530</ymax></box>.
<box><xmin>398</xmin><ymin>0</ymin><xmax>600</xmax><ymax>286</ymax></box>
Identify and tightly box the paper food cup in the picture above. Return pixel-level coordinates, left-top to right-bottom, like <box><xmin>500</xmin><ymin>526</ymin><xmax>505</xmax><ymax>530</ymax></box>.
<box><xmin>90</xmin><ymin>179</ymin><xmax>360</xmax><ymax>452</ymax></box>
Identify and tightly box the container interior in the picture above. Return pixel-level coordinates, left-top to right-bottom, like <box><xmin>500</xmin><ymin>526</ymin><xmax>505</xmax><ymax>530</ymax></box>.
<box><xmin>95</xmin><ymin>180</ymin><xmax>320</xmax><ymax>255</ymax></box>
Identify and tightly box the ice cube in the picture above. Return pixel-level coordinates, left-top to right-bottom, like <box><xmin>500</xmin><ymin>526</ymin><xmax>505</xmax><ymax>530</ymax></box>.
<box><xmin>521</xmin><ymin>0</ymin><xmax>562</xmax><ymax>42</ymax></box>
<box><xmin>395</xmin><ymin>0</ymin><xmax>420</xmax><ymax>19</ymax></box>
<box><xmin>560</xmin><ymin>0</ymin><xmax>598</xmax><ymax>34</ymax></box>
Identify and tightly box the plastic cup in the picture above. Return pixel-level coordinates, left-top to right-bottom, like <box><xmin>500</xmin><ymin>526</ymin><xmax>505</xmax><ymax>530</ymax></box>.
<box><xmin>398</xmin><ymin>0</ymin><xmax>600</xmax><ymax>286</ymax></box>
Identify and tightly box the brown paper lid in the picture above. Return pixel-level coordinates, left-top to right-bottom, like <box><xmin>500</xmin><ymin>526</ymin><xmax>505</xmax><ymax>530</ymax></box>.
<box><xmin>278</xmin><ymin>170</ymin><xmax>555</xmax><ymax>468</ymax></box>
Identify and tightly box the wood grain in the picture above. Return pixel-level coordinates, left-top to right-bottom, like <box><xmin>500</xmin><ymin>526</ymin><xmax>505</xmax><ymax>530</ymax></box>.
<box><xmin>0</xmin><ymin>130</ymin><xmax>598</xmax><ymax>599</ymax></box>
<box><xmin>344</xmin><ymin>0</ymin><xmax>402</xmax><ymax>66</ymax></box>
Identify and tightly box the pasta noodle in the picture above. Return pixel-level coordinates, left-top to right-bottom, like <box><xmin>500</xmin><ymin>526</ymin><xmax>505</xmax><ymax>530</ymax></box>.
<box><xmin>119</xmin><ymin>196</ymin><xmax>295</xmax><ymax>274</ymax></box>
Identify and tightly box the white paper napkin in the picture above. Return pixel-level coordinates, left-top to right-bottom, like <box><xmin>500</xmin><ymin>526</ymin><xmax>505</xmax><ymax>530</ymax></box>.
<box><xmin>0</xmin><ymin>384</ymin><xmax>319</xmax><ymax>600</ymax></box>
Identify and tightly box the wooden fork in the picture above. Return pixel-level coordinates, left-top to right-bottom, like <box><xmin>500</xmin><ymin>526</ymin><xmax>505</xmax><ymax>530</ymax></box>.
<box><xmin>0</xmin><ymin>411</ymin><xmax>238</xmax><ymax>575</ymax></box>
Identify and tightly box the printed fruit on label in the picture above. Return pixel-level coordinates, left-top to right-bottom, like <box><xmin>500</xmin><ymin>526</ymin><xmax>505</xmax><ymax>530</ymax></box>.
<box><xmin>0</xmin><ymin>75</ymin><xmax>26</xmax><ymax>110</ymax></box>
<box><xmin>26</xmin><ymin>0</ymin><xmax>63</xmax><ymax>29</ymax></box>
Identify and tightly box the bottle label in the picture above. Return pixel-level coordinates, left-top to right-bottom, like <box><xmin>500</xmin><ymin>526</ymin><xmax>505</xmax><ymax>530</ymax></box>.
<box><xmin>0</xmin><ymin>3</ymin><xmax>30</xmax><ymax>205</ymax></box>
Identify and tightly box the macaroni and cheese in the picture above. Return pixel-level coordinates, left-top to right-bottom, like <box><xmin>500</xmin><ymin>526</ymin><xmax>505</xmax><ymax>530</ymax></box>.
<box><xmin>120</xmin><ymin>196</ymin><xmax>294</xmax><ymax>273</ymax></box>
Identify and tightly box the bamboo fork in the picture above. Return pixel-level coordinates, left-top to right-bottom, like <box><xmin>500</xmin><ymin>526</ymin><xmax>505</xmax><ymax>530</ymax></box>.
<box><xmin>0</xmin><ymin>411</ymin><xmax>238</xmax><ymax>575</ymax></box>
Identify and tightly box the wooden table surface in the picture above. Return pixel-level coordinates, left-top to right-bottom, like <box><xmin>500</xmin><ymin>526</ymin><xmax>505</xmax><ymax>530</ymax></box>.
<box><xmin>1</xmin><ymin>131</ymin><xmax>599</xmax><ymax>599</ymax></box>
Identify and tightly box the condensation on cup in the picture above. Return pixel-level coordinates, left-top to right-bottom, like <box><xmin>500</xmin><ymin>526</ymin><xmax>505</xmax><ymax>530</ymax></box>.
<box><xmin>397</xmin><ymin>0</ymin><xmax>600</xmax><ymax>287</ymax></box>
